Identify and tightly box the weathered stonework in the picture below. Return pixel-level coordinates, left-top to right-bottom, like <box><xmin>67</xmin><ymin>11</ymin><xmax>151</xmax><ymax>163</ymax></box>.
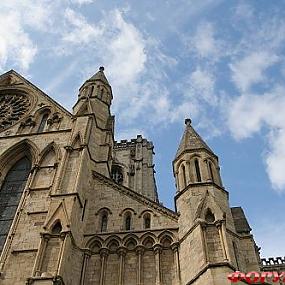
<box><xmin>0</xmin><ymin>68</ymin><xmax>280</xmax><ymax>285</ymax></box>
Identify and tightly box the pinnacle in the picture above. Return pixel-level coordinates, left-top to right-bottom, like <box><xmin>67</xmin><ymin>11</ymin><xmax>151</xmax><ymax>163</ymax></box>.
<box><xmin>88</xmin><ymin>66</ymin><xmax>110</xmax><ymax>85</ymax></box>
<box><xmin>175</xmin><ymin>118</ymin><xmax>214</xmax><ymax>159</ymax></box>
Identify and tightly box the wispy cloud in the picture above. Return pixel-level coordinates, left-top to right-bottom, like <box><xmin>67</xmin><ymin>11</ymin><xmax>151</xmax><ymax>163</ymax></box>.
<box><xmin>230</xmin><ymin>51</ymin><xmax>279</xmax><ymax>92</ymax></box>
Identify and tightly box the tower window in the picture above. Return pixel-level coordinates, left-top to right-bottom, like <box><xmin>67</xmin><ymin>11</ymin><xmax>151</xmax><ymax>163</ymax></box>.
<box><xmin>101</xmin><ymin>214</ymin><xmax>108</xmax><ymax>232</ymax></box>
<box><xmin>125</xmin><ymin>213</ymin><xmax>132</xmax><ymax>231</ymax></box>
<box><xmin>0</xmin><ymin>157</ymin><xmax>31</xmax><ymax>253</ymax></box>
<box><xmin>143</xmin><ymin>214</ymin><xmax>151</xmax><ymax>229</ymax></box>
<box><xmin>209</xmin><ymin>161</ymin><xmax>215</xmax><ymax>182</ymax></box>
<box><xmin>111</xmin><ymin>165</ymin><xmax>123</xmax><ymax>184</ymax></box>
<box><xmin>194</xmin><ymin>159</ymin><xmax>202</xmax><ymax>182</ymax></box>
<box><xmin>182</xmin><ymin>164</ymin><xmax>186</xmax><ymax>188</ymax></box>
<box><xmin>90</xmin><ymin>85</ymin><xmax>94</xmax><ymax>96</ymax></box>
<box><xmin>38</xmin><ymin>113</ymin><xmax>49</xmax><ymax>133</ymax></box>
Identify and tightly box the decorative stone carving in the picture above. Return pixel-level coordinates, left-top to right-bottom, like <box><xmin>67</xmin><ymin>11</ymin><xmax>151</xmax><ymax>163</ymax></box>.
<box><xmin>0</xmin><ymin>93</ymin><xmax>31</xmax><ymax>132</ymax></box>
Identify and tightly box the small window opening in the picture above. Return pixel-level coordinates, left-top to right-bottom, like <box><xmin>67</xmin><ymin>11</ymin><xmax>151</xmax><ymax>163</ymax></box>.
<box><xmin>182</xmin><ymin>164</ymin><xmax>186</xmax><ymax>188</ymax></box>
<box><xmin>144</xmin><ymin>214</ymin><xmax>151</xmax><ymax>229</ymax></box>
<box><xmin>101</xmin><ymin>214</ymin><xmax>108</xmax><ymax>232</ymax></box>
<box><xmin>209</xmin><ymin>161</ymin><xmax>214</xmax><ymax>182</ymax></box>
<box><xmin>205</xmin><ymin>209</ymin><xmax>215</xmax><ymax>223</ymax></box>
<box><xmin>125</xmin><ymin>214</ymin><xmax>131</xmax><ymax>231</ymax></box>
<box><xmin>52</xmin><ymin>221</ymin><xmax>62</xmax><ymax>234</ymax></box>
<box><xmin>90</xmin><ymin>85</ymin><xmax>94</xmax><ymax>96</ymax></box>
<box><xmin>194</xmin><ymin>159</ymin><xmax>202</xmax><ymax>182</ymax></box>
<box><xmin>38</xmin><ymin>113</ymin><xmax>49</xmax><ymax>133</ymax></box>
<box><xmin>111</xmin><ymin>165</ymin><xmax>123</xmax><ymax>184</ymax></box>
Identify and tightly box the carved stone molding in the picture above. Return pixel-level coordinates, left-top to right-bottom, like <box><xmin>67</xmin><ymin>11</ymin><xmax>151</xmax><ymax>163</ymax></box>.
<box><xmin>0</xmin><ymin>93</ymin><xmax>31</xmax><ymax>132</ymax></box>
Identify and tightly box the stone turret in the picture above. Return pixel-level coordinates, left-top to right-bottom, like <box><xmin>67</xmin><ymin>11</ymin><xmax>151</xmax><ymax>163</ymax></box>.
<box><xmin>73</xmin><ymin>66</ymin><xmax>113</xmax><ymax>116</ymax></box>
<box><xmin>173</xmin><ymin>118</ymin><xmax>222</xmax><ymax>193</ymax></box>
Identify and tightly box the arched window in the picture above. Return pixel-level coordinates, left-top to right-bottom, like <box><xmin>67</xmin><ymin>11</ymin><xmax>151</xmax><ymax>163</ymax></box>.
<box><xmin>182</xmin><ymin>164</ymin><xmax>186</xmax><ymax>188</ymax></box>
<box><xmin>194</xmin><ymin>159</ymin><xmax>201</xmax><ymax>182</ymax></box>
<box><xmin>51</xmin><ymin>221</ymin><xmax>62</xmax><ymax>234</ymax></box>
<box><xmin>143</xmin><ymin>214</ymin><xmax>151</xmax><ymax>229</ymax></box>
<box><xmin>101</xmin><ymin>214</ymin><xmax>108</xmax><ymax>232</ymax></box>
<box><xmin>209</xmin><ymin>161</ymin><xmax>215</xmax><ymax>182</ymax></box>
<box><xmin>37</xmin><ymin>113</ymin><xmax>49</xmax><ymax>133</ymax></box>
<box><xmin>205</xmin><ymin>209</ymin><xmax>215</xmax><ymax>223</ymax></box>
<box><xmin>125</xmin><ymin>213</ymin><xmax>132</xmax><ymax>231</ymax></box>
<box><xmin>89</xmin><ymin>85</ymin><xmax>94</xmax><ymax>96</ymax></box>
<box><xmin>0</xmin><ymin>157</ymin><xmax>31</xmax><ymax>252</ymax></box>
<box><xmin>111</xmin><ymin>165</ymin><xmax>123</xmax><ymax>184</ymax></box>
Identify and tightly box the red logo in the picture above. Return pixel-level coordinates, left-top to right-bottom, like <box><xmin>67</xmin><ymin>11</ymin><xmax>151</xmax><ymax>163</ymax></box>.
<box><xmin>228</xmin><ymin>271</ymin><xmax>285</xmax><ymax>283</ymax></box>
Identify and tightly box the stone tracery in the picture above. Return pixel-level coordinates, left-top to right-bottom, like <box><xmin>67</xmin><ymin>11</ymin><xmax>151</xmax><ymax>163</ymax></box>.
<box><xmin>0</xmin><ymin>93</ymin><xmax>31</xmax><ymax>131</ymax></box>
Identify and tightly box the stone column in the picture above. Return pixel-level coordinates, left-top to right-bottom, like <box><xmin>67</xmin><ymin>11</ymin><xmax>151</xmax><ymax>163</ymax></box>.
<box><xmin>136</xmin><ymin>246</ymin><xmax>144</xmax><ymax>285</ymax></box>
<box><xmin>80</xmin><ymin>250</ymin><xmax>91</xmax><ymax>285</ymax></box>
<box><xmin>215</xmin><ymin>220</ymin><xmax>228</xmax><ymax>261</ymax></box>
<box><xmin>154</xmin><ymin>244</ymin><xmax>162</xmax><ymax>285</ymax></box>
<box><xmin>118</xmin><ymin>247</ymin><xmax>126</xmax><ymax>285</ymax></box>
<box><xmin>221</xmin><ymin>220</ymin><xmax>231</xmax><ymax>262</ymax></box>
<box><xmin>171</xmin><ymin>243</ymin><xmax>181</xmax><ymax>285</ymax></box>
<box><xmin>33</xmin><ymin>233</ymin><xmax>50</xmax><ymax>276</ymax></box>
<box><xmin>99</xmin><ymin>248</ymin><xmax>109</xmax><ymax>285</ymax></box>
<box><xmin>200</xmin><ymin>222</ymin><xmax>208</xmax><ymax>263</ymax></box>
<box><xmin>56</xmin><ymin>232</ymin><xmax>68</xmax><ymax>275</ymax></box>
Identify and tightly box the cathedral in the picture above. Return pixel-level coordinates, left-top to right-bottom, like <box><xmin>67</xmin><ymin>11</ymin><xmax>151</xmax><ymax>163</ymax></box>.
<box><xmin>0</xmin><ymin>67</ymin><xmax>283</xmax><ymax>285</ymax></box>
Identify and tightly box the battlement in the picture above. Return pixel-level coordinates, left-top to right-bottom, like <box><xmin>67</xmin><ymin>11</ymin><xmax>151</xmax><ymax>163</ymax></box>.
<box><xmin>114</xmin><ymin>135</ymin><xmax>154</xmax><ymax>150</ymax></box>
<box><xmin>261</xmin><ymin>257</ymin><xmax>285</xmax><ymax>266</ymax></box>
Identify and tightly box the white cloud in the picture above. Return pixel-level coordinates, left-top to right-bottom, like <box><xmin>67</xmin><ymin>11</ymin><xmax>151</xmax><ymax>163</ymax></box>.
<box><xmin>63</xmin><ymin>8</ymin><xmax>102</xmax><ymax>44</ymax></box>
<box><xmin>230</xmin><ymin>51</ymin><xmax>279</xmax><ymax>92</ymax></box>
<box><xmin>189</xmin><ymin>22</ymin><xmax>224</xmax><ymax>60</ymax></box>
<box><xmin>0</xmin><ymin>11</ymin><xmax>37</xmax><ymax>71</ymax></box>
<box><xmin>189</xmin><ymin>67</ymin><xmax>216</xmax><ymax>104</ymax></box>
<box><xmin>105</xmin><ymin>10</ymin><xmax>147</xmax><ymax>88</ymax></box>
<box><xmin>227</xmin><ymin>86</ymin><xmax>285</xmax><ymax>191</ymax></box>
<box><xmin>70</xmin><ymin>0</ymin><xmax>94</xmax><ymax>4</ymax></box>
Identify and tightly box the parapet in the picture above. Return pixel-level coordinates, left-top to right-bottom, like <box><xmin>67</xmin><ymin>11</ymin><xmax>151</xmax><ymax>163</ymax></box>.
<box><xmin>261</xmin><ymin>257</ymin><xmax>285</xmax><ymax>266</ymax></box>
<box><xmin>114</xmin><ymin>135</ymin><xmax>154</xmax><ymax>150</ymax></box>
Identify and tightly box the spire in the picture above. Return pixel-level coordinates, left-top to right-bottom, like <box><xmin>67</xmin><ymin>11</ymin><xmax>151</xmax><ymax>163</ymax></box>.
<box><xmin>87</xmin><ymin>66</ymin><xmax>110</xmax><ymax>85</ymax></box>
<box><xmin>175</xmin><ymin>118</ymin><xmax>214</xmax><ymax>159</ymax></box>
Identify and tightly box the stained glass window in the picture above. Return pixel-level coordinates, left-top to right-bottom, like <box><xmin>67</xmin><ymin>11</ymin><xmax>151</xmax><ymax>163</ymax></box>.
<box><xmin>0</xmin><ymin>157</ymin><xmax>31</xmax><ymax>252</ymax></box>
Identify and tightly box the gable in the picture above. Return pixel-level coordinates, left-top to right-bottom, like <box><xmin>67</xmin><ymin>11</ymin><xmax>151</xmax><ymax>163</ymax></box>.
<box><xmin>0</xmin><ymin>70</ymin><xmax>73</xmax><ymax>137</ymax></box>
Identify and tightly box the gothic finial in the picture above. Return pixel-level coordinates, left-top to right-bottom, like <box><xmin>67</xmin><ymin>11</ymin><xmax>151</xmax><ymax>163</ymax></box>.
<box><xmin>185</xmin><ymin>118</ymin><xmax>191</xmax><ymax>126</ymax></box>
<box><xmin>99</xmin><ymin>66</ymin><xmax>105</xmax><ymax>72</ymax></box>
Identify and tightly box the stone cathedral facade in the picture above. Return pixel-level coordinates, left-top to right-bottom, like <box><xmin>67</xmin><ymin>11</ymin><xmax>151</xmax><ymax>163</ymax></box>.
<box><xmin>0</xmin><ymin>68</ymin><xmax>282</xmax><ymax>285</ymax></box>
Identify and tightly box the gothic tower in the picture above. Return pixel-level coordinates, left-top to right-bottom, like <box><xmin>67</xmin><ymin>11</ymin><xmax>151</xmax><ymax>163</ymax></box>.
<box><xmin>173</xmin><ymin>118</ymin><xmax>260</xmax><ymax>285</ymax></box>
<box><xmin>0</xmin><ymin>67</ymin><xmax>274</xmax><ymax>285</ymax></box>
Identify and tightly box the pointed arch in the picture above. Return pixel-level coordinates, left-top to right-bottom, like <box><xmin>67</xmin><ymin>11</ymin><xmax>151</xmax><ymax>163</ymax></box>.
<box><xmin>86</xmin><ymin>236</ymin><xmax>104</xmax><ymax>249</ymax></box>
<box><xmin>124</xmin><ymin>237</ymin><xmax>138</xmax><ymax>250</ymax></box>
<box><xmin>0</xmin><ymin>139</ymin><xmax>38</xmax><ymax>178</ymax></box>
<box><xmin>71</xmin><ymin>133</ymin><xmax>83</xmax><ymax>149</ymax></box>
<box><xmin>205</xmin><ymin>208</ymin><xmax>215</xmax><ymax>223</ymax></box>
<box><xmin>105</xmin><ymin>235</ymin><xmax>122</xmax><ymax>248</ymax></box>
<box><xmin>51</xmin><ymin>220</ymin><xmax>62</xmax><ymax>234</ymax></box>
<box><xmin>39</xmin><ymin>142</ymin><xmax>61</xmax><ymax>166</ymax></box>
<box><xmin>35</xmin><ymin>107</ymin><xmax>52</xmax><ymax>133</ymax></box>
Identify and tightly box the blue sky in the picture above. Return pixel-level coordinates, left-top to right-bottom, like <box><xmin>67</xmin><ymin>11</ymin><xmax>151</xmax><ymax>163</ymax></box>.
<box><xmin>1</xmin><ymin>0</ymin><xmax>284</xmax><ymax>257</ymax></box>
